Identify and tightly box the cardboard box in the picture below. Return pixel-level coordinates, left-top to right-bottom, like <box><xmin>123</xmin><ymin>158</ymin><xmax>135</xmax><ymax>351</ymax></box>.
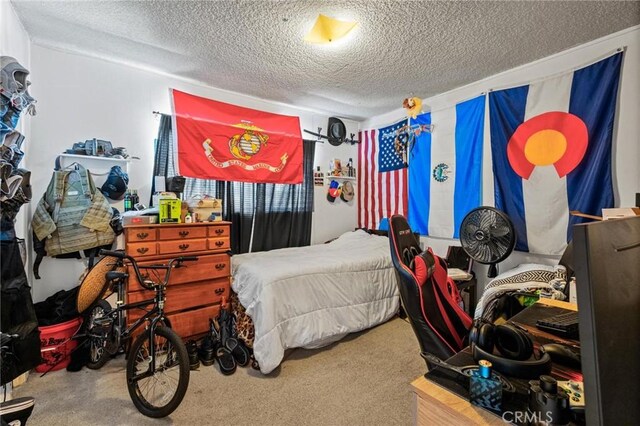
<box><xmin>123</xmin><ymin>215</ymin><xmax>158</xmax><ymax>225</ymax></box>
<box><xmin>187</xmin><ymin>198</ymin><xmax>223</xmax><ymax>222</ymax></box>
<box><xmin>602</xmin><ymin>208</ymin><xmax>640</xmax><ymax>220</ymax></box>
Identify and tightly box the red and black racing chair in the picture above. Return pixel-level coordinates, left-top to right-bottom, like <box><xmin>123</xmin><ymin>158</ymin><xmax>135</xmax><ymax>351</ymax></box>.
<box><xmin>388</xmin><ymin>215</ymin><xmax>473</xmax><ymax>360</ymax></box>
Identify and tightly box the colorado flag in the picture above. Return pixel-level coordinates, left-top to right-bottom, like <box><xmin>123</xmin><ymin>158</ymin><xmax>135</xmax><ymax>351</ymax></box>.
<box><xmin>408</xmin><ymin>95</ymin><xmax>485</xmax><ymax>238</ymax></box>
<box><xmin>489</xmin><ymin>52</ymin><xmax>622</xmax><ymax>255</ymax></box>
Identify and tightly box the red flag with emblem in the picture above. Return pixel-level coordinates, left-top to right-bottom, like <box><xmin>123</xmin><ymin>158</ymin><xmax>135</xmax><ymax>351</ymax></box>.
<box><xmin>171</xmin><ymin>89</ymin><xmax>303</xmax><ymax>184</ymax></box>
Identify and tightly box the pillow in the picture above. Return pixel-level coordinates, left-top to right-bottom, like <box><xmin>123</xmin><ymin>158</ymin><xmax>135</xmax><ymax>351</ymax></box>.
<box><xmin>413</xmin><ymin>250</ymin><xmax>436</xmax><ymax>285</ymax></box>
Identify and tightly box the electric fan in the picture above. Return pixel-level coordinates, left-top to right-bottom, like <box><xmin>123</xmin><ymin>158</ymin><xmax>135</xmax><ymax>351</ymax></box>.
<box><xmin>459</xmin><ymin>206</ymin><xmax>516</xmax><ymax>278</ymax></box>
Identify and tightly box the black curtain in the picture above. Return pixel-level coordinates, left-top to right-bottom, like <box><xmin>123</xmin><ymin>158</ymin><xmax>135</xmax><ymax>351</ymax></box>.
<box><xmin>150</xmin><ymin>114</ymin><xmax>175</xmax><ymax>204</ymax></box>
<box><xmin>152</xmin><ymin>114</ymin><xmax>315</xmax><ymax>254</ymax></box>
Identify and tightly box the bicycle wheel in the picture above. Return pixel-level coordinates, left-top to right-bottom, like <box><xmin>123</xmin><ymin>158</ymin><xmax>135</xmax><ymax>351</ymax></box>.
<box><xmin>86</xmin><ymin>299</ymin><xmax>112</xmax><ymax>370</ymax></box>
<box><xmin>126</xmin><ymin>326</ymin><xmax>190</xmax><ymax>418</ymax></box>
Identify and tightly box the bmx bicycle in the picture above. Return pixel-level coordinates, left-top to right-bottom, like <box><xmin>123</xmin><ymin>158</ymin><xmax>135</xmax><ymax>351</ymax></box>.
<box><xmin>84</xmin><ymin>249</ymin><xmax>196</xmax><ymax>418</ymax></box>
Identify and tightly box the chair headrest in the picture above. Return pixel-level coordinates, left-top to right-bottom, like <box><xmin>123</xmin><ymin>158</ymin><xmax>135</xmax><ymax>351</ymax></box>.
<box><xmin>389</xmin><ymin>215</ymin><xmax>421</xmax><ymax>268</ymax></box>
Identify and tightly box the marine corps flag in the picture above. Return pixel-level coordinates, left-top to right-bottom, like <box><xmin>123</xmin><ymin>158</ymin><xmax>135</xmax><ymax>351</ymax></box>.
<box><xmin>171</xmin><ymin>89</ymin><xmax>304</xmax><ymax>184</ymax></box>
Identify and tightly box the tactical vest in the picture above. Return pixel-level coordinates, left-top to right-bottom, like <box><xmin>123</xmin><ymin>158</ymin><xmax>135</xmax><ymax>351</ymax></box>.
<box><xmin>32</xmin><ymin>163</ymin><xmax>114</xmax><ymax>257</ymax></box>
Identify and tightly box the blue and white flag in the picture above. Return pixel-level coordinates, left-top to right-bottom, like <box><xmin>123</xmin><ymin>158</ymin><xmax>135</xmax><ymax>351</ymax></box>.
<box><xmin>489</xmin><ymin>52</ymin><xmax>622</xmax><ymax>255</ymax></box>
<box><xmin>378</xmin><ymin>119</ymin><xmax>407</xmax><ymax>172</ymax></box>
<box><xmin>408</xmin><ymin>95</ymin><xmax>485</xmax><ymax>238</ymax></box>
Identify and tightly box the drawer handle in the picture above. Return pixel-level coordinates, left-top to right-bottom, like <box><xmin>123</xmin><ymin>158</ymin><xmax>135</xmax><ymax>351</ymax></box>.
<box><xmin>137</xmin><ymin>247</ymin><xmax>149</xmax><ymax>254</ymax></box>
<box><xmin>215</xmin><ymin>228</ymin><xmax>224</xmax><ymax>235</ymax></box>
<box><xmin>215</xmin><ymin>288</ymin><xmax>225</xmax><ymax>295</ymax></box>
<box><xmin>179</xmin><ymin>231</ymin><xmax>190</xmax><ymax>237</ymax></box>
<box><xmin>136</xmin><ymin>232</ymin><xmax>149</xmax><ymax>239</ymax></box>
<box><xmin>215</xmin><ymin>263</ymin><xmax>226</xmax><ymax>270</ymax></box>
<box><xmin>179</xmin><ymin>244</ymin><xmax>190</xmax><ymax>251</ymax></box>
<box><xmin>215</xmin><ymin>240</ymin><xmax>224</xmax><ymax>247</ymax></box>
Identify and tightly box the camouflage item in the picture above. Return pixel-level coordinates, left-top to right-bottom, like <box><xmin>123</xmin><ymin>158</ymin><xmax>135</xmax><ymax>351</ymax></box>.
<box><xmin>32</xmin><ymin>163</ymin><xmax>114</xmax><ymax>256</ymax></box>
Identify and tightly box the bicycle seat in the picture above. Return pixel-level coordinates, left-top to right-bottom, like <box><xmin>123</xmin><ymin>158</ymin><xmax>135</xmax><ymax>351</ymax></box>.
<box><xmin>106</xmin><ymin>271</ymin><xmax>128</xmax><ymax>282</ymax></box>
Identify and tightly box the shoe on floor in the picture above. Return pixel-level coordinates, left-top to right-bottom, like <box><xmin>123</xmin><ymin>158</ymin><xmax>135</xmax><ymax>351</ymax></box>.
<box><xmin>186</xmin><ymin>340</ymin><xmax>200</xmax><ymax>370</ymax></box>
<box><xmin>214</xmin><ymin>341</ymin><xmax>236</xmax><ymax>375</ymax></box>
<box><xmin>198</xmin><ymin>336</ymin><xmax>215</xmax><ymax>366</ymax></box>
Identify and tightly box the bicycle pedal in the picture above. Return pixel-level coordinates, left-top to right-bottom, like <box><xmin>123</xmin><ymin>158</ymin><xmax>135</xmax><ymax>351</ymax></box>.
<box><xmin>92</xmin><ymin>317</ymin><xmax>113</xmax><ymax>326</ymax></box>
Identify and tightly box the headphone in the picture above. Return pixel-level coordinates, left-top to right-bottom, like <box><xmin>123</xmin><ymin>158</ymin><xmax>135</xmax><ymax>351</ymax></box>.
<box><xmin>468</xmin><ymin>320</ymin><xmax>552</xmax><ymax>379</ymax></box>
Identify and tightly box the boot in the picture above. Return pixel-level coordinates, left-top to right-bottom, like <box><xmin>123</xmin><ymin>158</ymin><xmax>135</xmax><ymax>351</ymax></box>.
<box><xmin>198</xmin><ymin>336</ymin><xmax>215</xmax><ymax>366</ymax></box>
<box><xmin>186</xmin><ymin>340</ymin><xmax>200</xmax><ymax>370</ymax></box>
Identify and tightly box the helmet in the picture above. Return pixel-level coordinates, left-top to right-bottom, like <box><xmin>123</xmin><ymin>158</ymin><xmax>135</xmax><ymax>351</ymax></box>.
<box><xmin>0</xmin><ymin>56</ymin><xmax>36</xmax><ymax>114</ymax></box>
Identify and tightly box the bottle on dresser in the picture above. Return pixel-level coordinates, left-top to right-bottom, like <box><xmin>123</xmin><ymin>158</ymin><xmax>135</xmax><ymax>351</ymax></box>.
<box><xmin>124</xmin><ymin>191</ymin><xmax>132</xmax><ymax>212</ymax></box>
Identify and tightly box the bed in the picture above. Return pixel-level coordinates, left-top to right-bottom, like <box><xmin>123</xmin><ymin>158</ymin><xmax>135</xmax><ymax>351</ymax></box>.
<box><xmin>231</xmin><ymin>230</ymin><xmax>399</xmax><ymax>374</ymax></box>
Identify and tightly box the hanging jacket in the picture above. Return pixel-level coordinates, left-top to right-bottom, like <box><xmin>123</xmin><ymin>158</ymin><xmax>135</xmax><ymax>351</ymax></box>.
<box><xmin>32</xmin><ymin>163</ymin><xmax>114</xmax><ymax>257</ymax></box>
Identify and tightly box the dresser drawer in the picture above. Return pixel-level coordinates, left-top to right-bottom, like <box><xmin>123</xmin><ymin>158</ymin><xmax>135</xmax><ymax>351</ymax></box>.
<box><xmin>127</xmin><ymin>303</ymin><xmax>221</xmax><ymax>340</ymax></box>
<box><xmin>208</xmin><ymin>237</ymin><xmax>230</xmax><ymax>251</ymax></box>
<box><xmin>208</xmin><ymin>225</ymin><xmax>230</xmax><ymax>237</ymax></box>
<box><xmin>158</xmin><ymin>226</ymin><xmax>208</xmax><ymax>241</ymax></box>
<box><xmin>127</xmin><ymin>279</ymin><xmax>229</xmax><ymax>319</ymax></box>
<box><xmin>127</xmin><ymin>254</ymin><xmax>230</xmax><ymax>291</ymax></box>
<box><xmin>158</xmin><ymin>238</ymin><xmax>208</xmax><ymax>255</ymax></box>
<box><xmin>126</xmin><ymin>242</ymin><xmax>157</xmax><ymax>257</ymax></box>
<box><xmin>126</xmin><ymin>228</ymin><xmax>157</xmax><ymax>242</ymax></box>
<box><xmin>168</xmin><ymin>305</ymin><xmax>220</xmax><ymax>339</ymax></box>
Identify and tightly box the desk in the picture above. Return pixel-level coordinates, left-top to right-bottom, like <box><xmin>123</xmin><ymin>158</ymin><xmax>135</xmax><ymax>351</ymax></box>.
<box><xmin>411</xmin><ymin>299</ymin><xmax>577</xmax><ymax>425</ymax></box>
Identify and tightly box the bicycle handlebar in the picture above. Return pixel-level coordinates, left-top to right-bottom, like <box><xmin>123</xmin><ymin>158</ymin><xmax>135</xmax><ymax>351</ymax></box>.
<box><xmin>99</xmin><ymin>249</ymin><xmax>130</xmax><ymax>260</ymax></box>
<box><xmin>99</xmin><ymin>249</ymin><xmax>199</xmax><ymax>290</ymax></box>
<box><xmin>177</xmin><ymin>256</ymin><xmax>198</xmax><ymax>262</ymax></box>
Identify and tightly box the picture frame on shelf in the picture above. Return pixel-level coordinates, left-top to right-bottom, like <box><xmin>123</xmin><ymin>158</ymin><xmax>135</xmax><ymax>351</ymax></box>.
<box><xmin>314</xmin><ymin>171</ymin><xmax>325</xmax><ymax>186</ymax></box>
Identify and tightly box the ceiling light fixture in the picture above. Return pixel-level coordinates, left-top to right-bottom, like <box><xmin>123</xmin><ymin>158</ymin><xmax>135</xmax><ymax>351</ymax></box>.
<box><xmin>304</xmin><ymin>14</ymin><xmax>357</xmax><ymax>44</ymax></box>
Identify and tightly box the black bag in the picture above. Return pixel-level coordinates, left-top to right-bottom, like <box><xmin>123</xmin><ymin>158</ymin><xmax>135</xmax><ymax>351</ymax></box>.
<box><xmin>1</xmin><ymin>239</ymin><xmax>41</xmax><ymax>384</ymax></box>
<box><xmin>100</xmin><ymin>165</ymin><xmax>129</xmax><ymax>200</ymax></box>
<box><xmin>34</xmin><ymin>287</ymin><xmax>80</xmax><ymax>327</ymax></box>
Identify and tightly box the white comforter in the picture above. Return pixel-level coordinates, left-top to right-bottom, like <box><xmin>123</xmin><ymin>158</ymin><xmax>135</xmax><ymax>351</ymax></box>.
<box><xmin>231</xmin><ymin>230</ymin><xmax>399</xmax><ymax>374</ymax></box>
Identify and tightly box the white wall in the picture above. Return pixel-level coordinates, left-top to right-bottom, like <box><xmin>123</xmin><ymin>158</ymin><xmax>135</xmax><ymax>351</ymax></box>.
<box><xmin>362</xmin><ymin>26</ymin><xmax>640</xmax><ymax>291</ymax></box>
<box><xmin>1</xmin><ymin>1</ymin><xmax>31</xmax><ymax>239</ymax></box>
<box><xmin>27</xmin><ymin>45</ymin><xmax>359</xmax><ymax>302</ymax></box>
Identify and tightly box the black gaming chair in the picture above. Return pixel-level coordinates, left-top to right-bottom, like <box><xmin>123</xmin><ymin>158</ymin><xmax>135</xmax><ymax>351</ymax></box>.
<box><xmin>388</xmin><ymin>215</ymin><xmax>473</xmax><ymax>360</ymax></box>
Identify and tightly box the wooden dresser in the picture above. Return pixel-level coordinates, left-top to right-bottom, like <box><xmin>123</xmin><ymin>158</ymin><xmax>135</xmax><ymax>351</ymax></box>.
<box><xmin>123</xmin><ymin>221</ymin><xmax>232</xmax><ymax>340</ymax></box>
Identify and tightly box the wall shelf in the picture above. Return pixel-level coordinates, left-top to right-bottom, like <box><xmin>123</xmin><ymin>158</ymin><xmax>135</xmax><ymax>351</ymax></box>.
<box><xmin>58</xmin><ymin>153</ymin><xmax>132</xmax><ymax>163</ymax></box>
<box><xmin>324</xmin><ymin>175</ymin><xmax>356</xmax><ymax>181</ymax></box>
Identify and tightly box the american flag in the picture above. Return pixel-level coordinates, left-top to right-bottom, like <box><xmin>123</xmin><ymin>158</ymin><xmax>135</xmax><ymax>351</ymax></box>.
<box><xmin>378</xmin><ymin>119</ymin><xmax>408</xmax><ymax>172</ymax></box>
<box><xmin>358</xmin><ymin>128</ymin><xmax>408</xmax><ymax>229</ymax></box>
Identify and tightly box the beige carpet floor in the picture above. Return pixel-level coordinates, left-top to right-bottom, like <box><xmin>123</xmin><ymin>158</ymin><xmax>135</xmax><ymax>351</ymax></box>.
<box><xmin>14</xmin><ymin>317</ymin><xmax>426</xmax><ymax>425</ymax></box>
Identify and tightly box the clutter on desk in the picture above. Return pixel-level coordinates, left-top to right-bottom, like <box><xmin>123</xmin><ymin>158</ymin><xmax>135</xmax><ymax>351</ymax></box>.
<box><xmin>185</xmin><ymin>196</ymin><xmax>223</xmax><ymax>222</ymax></box>
<box><xmin>123</xmin><ymin>189</ymin><xmax>140</xmax><ymax>211</ymax></box>
<box><xmin>528</xmin><ymin>376</ymin><xmax>572</xmax><ymax>425</ymax></box>
<box><xmin>122</xmin><ymin>214</ymin><xmax>158</xmax><ymax>226</ymax></box>
<box><xmin>158</xmin><ymin>192</ymin><xmax>182</xmax><ymax>223</ymax></box>
<box><xmin>469</xmin><ymin>360</ymin><xmax>503</xmax><ymax>411</ymax></box>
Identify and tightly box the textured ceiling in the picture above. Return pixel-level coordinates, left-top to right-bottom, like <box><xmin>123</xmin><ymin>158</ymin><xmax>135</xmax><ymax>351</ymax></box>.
<box><xmin>11</xmin><ymin>1</ymin><xmax>640</xmax><ymax>120</ymax></box>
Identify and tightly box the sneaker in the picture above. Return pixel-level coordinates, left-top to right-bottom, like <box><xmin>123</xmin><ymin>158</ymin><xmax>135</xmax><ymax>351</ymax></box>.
<box><xmin>186</xmin><ymin>340</ymin><xmax>200</xmax><ymax>370</ymax></box>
